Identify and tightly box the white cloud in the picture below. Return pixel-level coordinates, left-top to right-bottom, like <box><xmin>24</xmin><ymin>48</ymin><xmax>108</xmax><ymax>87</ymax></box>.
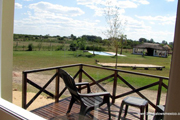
<box><xmin>132</xmin><ymin>0</ymin><xmax>149</xmax><ymax>5</ymax></box>
<box><xmin>125</xmin><ymin>16</ymin><xmax>151</xmax><ymax>31</ymax></box>
<box><xmin>166</xmin><ymin>0</ymin><xmax>174</xmax><ymax>2</ymax></box>
<box><xmin>29</xmin><ymin>1</ymin><xmax>84</xmax><ymax>17</ymax></box>
<box><xmin>95</xmin><ymin>20</ymin><xmax>101</xmax><ymax>23</ymax></box>
<box><xmin>150</xmin><ymin>22</ymin><xmax>155</xmax><ymax>24</ymax></box>
<box><xmin>76</xmin><ymin>0</ymin><xmax>149</xmax><ymax>16</ymax></box>
<box><xmin>14</xmin><ymin>2</ymin><xmax>101</xmax><ymax>37</ymax></box>
<box><xmin>127</xmin><ymin>29</ymin><xmax>174</xmax><ymax>42</ymax></box>
<box><xmin>23</xmin><ymin>11</ymin><xmax>32</xmax><ymax>16</ymax></box>
<box><xmin>14</xmin><ymin>0</ymin><xmax>175</xmax><ymax>43</ymax></box>
<box><xmin>15</xmin><ymin>3</ymin><xmax>22</xmax><ymax>9</ymax></box>
<box><xmin>23</xmin><ymin>0</ymin><xmax>33</xmax><ymax>1</ymax></box>
<box><xmin>77</xmin><ymin>0</ymin><xmax>138</xmax><ymax>9</ymax></box>
<box><xmin>77</xmin><ymin>0</ymin><xmax>96</xmax><ymax>5</ymax></box>
<box><xmin>117</xmin><ymin>1</ymin><xmax>138</xmax><ymax>8</ymax></box>
<box><xmin>116</xmin><ymin>15</ymin><xmax>174</xmax><ymax>42</ymax></box>
<box><xmin>135</xmin><ymin>15</ymin><xmax>176</xmax><ymax>25</ymax></box>
<box><xmin>14</xmin><ymin>15</ymin><xmax>102</xmax><ymax>37</ymax></box>
<box><xmin>124</xmin><ymin>15</ymin><xmax>175</xmax><ymax>42</ymax></box>
<box><xmin>77</xmin><ymin>0</ymin><xmax>149</xmax><ymax>8</ymax></box>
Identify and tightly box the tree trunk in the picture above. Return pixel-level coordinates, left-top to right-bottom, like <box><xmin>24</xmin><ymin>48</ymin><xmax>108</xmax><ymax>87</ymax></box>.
<box><xmin>120</xmin><ymin>47</ymin><xmax>123</xmax><ymax>54</ymax></box>
<box><xmin>115</xmin><ymin>47</ymin><xmax>118</xmax><ymax>69</ymax></box>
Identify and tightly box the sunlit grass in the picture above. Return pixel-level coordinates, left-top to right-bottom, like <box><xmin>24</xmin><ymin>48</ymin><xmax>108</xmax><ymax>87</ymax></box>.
<box><xmin>13</xmin><ymin>50</ymin><xmax>171</xmax><ymax>92</ymax></box>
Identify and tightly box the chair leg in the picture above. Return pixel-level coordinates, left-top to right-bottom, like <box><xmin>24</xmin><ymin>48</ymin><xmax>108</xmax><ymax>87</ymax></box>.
<box><xmin>140</xmin><ymin>107</ymin><xmax>144</xmax><ymax>120</ymax></box>
<box><xmin>146</xmin><ymin>104</ymin><xmax>148</xmax><ymax>120</ymax></box>
<box><xmin>67</xmin><ymin>97</ymin><xmax>75</xmax><ymax>114</ymax></box>
<box><xmin>118</xmin><ymin>101</ymin><xmax>124</xmax><ymax>120</ymax></box>
<box><xmin>124</xmin><ymin>105</ymin><xmax>128</xmax><ymax>118</ymax></box>
<box><xmin>79</xmin><ymin>105</ymin><xmax>87</xmax><ymax>115</ymax></box>
<box><xmin>106</xmin><ymin>97</ymin><xmax>111</xmax><ymax>120</ymax></box>
<box><xmin>79</xmin><ymin>105</ymin><xmax>86</xmax><ymax>120</ymax></box>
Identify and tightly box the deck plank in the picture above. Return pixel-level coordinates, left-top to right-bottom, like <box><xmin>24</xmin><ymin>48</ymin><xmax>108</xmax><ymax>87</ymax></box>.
<box><xmin>31</xmin><ymin>97</ymin><xmax>154</xmax><ymax>120</ymax></box>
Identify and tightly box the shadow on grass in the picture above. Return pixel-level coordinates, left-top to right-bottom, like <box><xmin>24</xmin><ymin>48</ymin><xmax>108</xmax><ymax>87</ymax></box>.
<box><xmin>85</xmin><ymin>54</ymin><xmax>95</xmax><ymax>58</ymax></box>
<box><xmin>68</xmin><ymin>53</ymin><xmax>95</xmax><ymax>58</ymax></box>
<box><xmin>111</xmin><ymin>55</ymin><xmax>116</xmax><ymax>58</ymax></box>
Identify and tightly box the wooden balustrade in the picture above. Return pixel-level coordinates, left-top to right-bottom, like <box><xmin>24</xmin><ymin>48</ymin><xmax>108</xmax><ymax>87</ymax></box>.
<box><xmin>22</xmin><ymin>63</ymin><xmax>169</xmax><ymax>111</ymax></box>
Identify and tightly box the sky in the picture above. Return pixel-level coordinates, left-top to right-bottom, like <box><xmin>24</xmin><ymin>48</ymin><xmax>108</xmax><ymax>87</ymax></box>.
<box><xmin>14</xmin><ymin>0</ymin><xmax>178</xmax><ymax>43</ymax></box>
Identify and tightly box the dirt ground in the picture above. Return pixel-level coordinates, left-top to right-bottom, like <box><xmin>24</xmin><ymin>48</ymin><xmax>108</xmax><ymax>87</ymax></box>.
<box><xmin>12</xmin><ymin>71</ymin><xmax>167</xmax><ymax>112</ymax></box>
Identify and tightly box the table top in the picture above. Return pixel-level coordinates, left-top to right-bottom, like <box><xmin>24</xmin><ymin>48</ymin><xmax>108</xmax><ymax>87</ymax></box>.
<box><xmin>123</xmin><ymin>96</ymin><xmax>148</xmax><ymax>106</ymax></box>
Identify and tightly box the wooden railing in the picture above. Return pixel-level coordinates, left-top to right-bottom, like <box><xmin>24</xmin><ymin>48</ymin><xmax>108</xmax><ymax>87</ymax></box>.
<box><xmin>22</xmin><ymin>63</ymin><xmax>169</xmax><ymax>111</ymax></box>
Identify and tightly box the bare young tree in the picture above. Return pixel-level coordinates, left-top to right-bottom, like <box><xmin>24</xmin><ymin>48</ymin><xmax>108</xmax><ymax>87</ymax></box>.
<box><xmin>119</xmin><ymin>34</ymin><xmax>127</xmax><ymax>54</ymax></box>
<box><xmin>104</xmin><ymin>1</ymin><xmax>126</xmax><ymax>69</ymax></box>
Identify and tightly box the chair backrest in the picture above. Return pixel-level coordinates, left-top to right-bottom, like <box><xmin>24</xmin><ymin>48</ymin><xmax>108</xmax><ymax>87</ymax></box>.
<box><xmin>59</xmin><ymin>69</ymin><xmax>81</xmax><ymax>100</ymax></box>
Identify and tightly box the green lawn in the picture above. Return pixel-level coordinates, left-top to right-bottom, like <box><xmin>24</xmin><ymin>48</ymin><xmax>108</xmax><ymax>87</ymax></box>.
<box><xmin>13</xmin><ymin>50</ymin><xmax>171</xmax><ymax>91</ymax></box>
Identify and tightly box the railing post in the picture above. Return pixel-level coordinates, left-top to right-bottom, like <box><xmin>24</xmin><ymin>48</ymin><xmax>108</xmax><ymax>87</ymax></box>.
<box><xmin>156</xmin><ymin>78</ymin><xmax>163</xmax><ymax>106</ymax></box>
<box><xmin>55</xmin><ymin>68</ymin><xmax>60</xmax><ymax>103</ymax></box>
<box><xmin>78</xmin><ymin>65</ymin><xmax>83</xmax><ymax>93</ymax></box>
<box><xmin>112</xmin><ymin>70</ymin><xmax>118</xmax><ymax>104</ymax></box>
<box><xmin>22</xmin><ymin>72</ymin><xmax>27</xmax><ymax>109</ymax></box>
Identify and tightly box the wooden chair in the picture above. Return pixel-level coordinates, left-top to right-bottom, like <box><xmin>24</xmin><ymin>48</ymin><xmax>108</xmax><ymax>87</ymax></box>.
<box><xmin>59</xmin><ymin>69</ymin><xmax>111</xmax><ymax>119</ymax></box>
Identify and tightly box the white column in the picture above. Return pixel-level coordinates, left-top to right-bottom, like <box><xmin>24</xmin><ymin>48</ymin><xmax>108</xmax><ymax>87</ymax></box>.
<box><xmin>0</xmin><ymin>0</ymin><xmax>2</xmax><ymax>98</ymax></box>
<box><xmin>164</xmin><ymin>1</ymin><xmax>180</xmax><ymax>120</ymax></box>
<box><xmin>0</xmin><ymin>0</ymin><xmax>14</xmax><ymax>102</ymax></box>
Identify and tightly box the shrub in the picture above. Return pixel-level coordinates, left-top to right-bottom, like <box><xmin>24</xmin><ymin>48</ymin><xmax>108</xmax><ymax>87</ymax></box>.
<box><xmin>56</xmin><ymin>45</ymin><xmax>64</xmax><ymax>51</ymax></box>
<box><xmin>86</xmin><ymin>45</ymin><xmax>105</xmax><ymax>51</ymax></box>
<box><xmin>27</xmin><ymin>43</ymin><xmax>34</xmax><ymax>51</ymax></box>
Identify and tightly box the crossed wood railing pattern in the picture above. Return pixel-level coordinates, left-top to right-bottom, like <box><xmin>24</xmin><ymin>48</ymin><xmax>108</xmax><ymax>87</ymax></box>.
<box><xmin>22</xmin><ymin>63</ymin><xmax>169</xmax><ymax>111</ymax></box>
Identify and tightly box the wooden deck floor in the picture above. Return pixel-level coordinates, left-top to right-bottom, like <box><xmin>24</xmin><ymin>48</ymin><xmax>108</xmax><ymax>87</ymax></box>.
<box><xmin>31</xmin><ymin>97</ymin><xmax>154</xmax><ymax>120</ymax></box>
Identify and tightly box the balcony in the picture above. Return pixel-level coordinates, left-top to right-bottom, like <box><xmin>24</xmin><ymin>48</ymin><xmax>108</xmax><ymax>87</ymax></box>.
<box><xmin>22</xmin><ymin>64</ymin><xmax>168</xmax><ymax>119</ymax></box>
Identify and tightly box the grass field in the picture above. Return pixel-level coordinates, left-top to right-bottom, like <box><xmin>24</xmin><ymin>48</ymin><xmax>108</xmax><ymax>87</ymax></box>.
<box><xmin>13</xmin><ymin>50</ymin><xmax>171</xmax><ymax>91</ymax></box>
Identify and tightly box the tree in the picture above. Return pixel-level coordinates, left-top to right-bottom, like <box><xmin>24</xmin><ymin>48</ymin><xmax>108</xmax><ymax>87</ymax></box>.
<box><xmin>162</xmin><ymin>40</ymin><xmax>167</xmax><ymax>45</ymax></box>
<box><xmin>69</xmin><ymin>41</ymin><xmax>78</xmax><ymax>51</ymax></box>
<box><xmin>37</xmin><ymin>42</ymin><xmax>42</xmax><ymax>51</ymax></box>
<box><xmin>149</xmin><ymin>38</ymin><xmax>154</xmax><ymax>43</ymax></box>
<box><xmin>104</xmin><ymin>1</ymin><xmax>126</xmax><ymax>68</ymax></box>
<box><xmin>78</xmin><ymin>38</ymin><xmax>86</xmax><ymax>50</ymax></box>
<box><xmin>15</xmin><ymin>41</ymin><xmax>18</xmax><ymax>51</ymax></box>
<box><xmin>102</xmin><ymin>39</ymin><xmax>111</xmax><ymax>49</ymax></box>
<box><xmin>71</xmin><ymin>34</ymin><xmax>77</xmax><ymax>40</ymax></box>
<box><xmin>169</xmin><ymin>42</ymin><xmax>173</xmax><ymax>49</ymax></box>
<box><xmin>58</xmin><ymin>37</ymin><xmax>64</xmax><ymax>41</ymax></box>
<box><xmin>139</xmin><ymin>38</ymin><xmax>147</xmax><ymax>43</ymax></box>
<box><xmin>119</xmin><ymin>34</ymin><xmax>127</xmax><ymax>54</ymax></box>
<box><xmin>28</xmin><ymin>43</ymin><xmax>34</xmax><ymax>51</ymax></box>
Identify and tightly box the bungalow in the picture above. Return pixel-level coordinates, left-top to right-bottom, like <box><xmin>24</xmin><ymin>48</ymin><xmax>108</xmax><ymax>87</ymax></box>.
<box><xmin>133</xmin><ymin>43</ymin><xmax>168</xmax><ymax>57</ymax></box>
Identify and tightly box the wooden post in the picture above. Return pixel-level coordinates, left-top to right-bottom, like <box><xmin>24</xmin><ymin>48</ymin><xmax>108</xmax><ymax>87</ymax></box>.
<box><xmin>78</xmin><ymin>65</ymin><xmax>83</xmax><ymax>93</ymax></box>
<box><xmin>112</xmin><ymin>71</ymin><xmax>118</xmax><ymax>104</ymax></box>
<box><xmin>22</xmin><ymin>72</ymin><xmax>27</xmax><ymax>109</ymax></box>
<box><xmin>156</xmin><ymin>78</ymin><xmax>163</xmax><ymax>106</ymax></box>
<box><xmin>55</xmin><ymin>69</ymin><xmax>60</xmax><ymax>103</ymax></box>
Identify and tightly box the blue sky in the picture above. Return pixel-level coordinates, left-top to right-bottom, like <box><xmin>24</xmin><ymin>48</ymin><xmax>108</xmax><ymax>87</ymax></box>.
<box><xmin>14</xmin><ymin>0</ymin><xmax>178</xmax><ymax>43</ymax></box>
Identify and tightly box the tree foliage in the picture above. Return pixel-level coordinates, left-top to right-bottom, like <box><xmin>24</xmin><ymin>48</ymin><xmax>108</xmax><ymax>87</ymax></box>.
<box><xmin>13</xmin><ymin>33</ymin><xmax>173</xmax><ymax>51</ymax></box>
<box><xmin>82</xmin><ymin>35</ymin><xmax>102</xmax><ymax>42</ymax></box>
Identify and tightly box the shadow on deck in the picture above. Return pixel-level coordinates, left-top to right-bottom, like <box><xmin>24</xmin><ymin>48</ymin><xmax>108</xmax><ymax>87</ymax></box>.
<box><xmin>31</xmin><ymin>97</ymin><xmax>154</xmax><ymax>120</ymax></box>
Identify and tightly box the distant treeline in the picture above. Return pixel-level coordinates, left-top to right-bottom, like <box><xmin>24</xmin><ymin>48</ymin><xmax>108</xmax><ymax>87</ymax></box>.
<box><xmin>13</xmin><ymin>34</ymin><xmax>173</xmax><ymax>51</ymax></box>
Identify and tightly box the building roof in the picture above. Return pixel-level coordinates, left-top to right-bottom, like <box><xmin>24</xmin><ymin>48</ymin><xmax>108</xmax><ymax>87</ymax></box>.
<box><xmin>134</xmin><ymin>43</ymin><xmax>167</xmax><ymax>50</ymax></box>
<box><xmin>163</xmin><ymin>45</ymin><xmax>171</xmax><ymax>50</ymax></box>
